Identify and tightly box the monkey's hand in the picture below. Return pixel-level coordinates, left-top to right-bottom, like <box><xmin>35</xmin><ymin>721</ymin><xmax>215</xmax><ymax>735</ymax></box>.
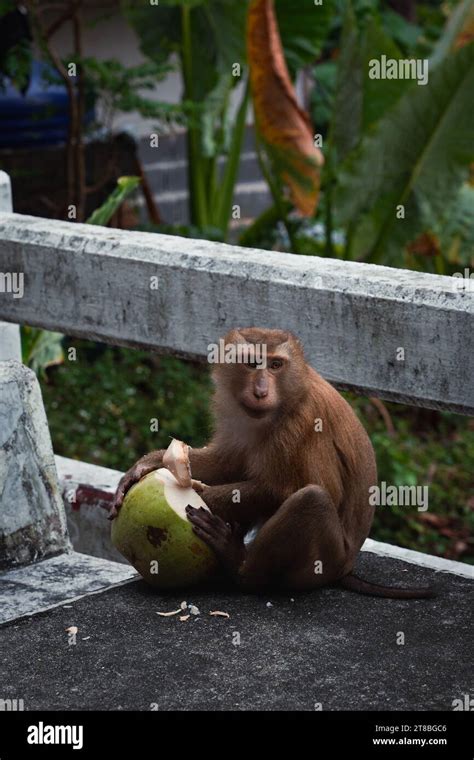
<box><xmin>191</xmin><ymin>479</ymin><xmax>207</xmax><ymax>493</ymax></box>
<box><xmin>109</xmin><ymin>451</ymin><xmax>165</xmax><ymax>520</ymax></box>
<box><xmin>186</xmin><ymin>506</ymin><xmax>246</xmax><ymax>580</ymax></box>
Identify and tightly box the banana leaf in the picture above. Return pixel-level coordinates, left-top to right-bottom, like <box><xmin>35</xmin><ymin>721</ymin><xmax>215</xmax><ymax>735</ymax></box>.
<box><xmin>247</xmin><ymin>0</ymin><xmax>323</xmax><ymax>216</ymax></box>
<box><xmin>335</xmin><ymin>42</ymin><xmax>474</xmax><ymax>263</ymax></box>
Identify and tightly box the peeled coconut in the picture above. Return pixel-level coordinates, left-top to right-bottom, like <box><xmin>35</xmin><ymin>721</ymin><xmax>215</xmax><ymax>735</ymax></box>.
<box><xmin>111</xmin><ymin>467</ymin><xmax>217</xmax><ymax>588</ymax></box>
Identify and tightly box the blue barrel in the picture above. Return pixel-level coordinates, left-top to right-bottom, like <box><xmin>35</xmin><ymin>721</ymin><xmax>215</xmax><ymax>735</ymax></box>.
<box><xmin>0</xmin><ymin>60</ymin><xmax>94</xmax><ymax>148</ymax></box>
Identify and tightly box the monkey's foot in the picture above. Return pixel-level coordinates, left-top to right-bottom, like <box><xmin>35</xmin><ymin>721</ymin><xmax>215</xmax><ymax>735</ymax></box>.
<box><xmin>186</xmin><ymin>506</ymin><xmax>246</xmax><ymax>578</ymax></box>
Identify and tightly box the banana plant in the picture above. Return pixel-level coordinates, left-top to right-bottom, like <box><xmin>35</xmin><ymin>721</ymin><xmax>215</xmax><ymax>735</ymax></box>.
<box><xmin>124</xmin><ymin>0</ymin><xmax>250</xmax><ymax>238</ymax></box>
<box><xmin>240</xmin><ymin>0</ymin><xmax>474</xmax><ymax>270</ymax></box>
<box><xmin>331</xmin><ymin>1</ymin><xmax>474</xmax><ymax>266</ymax></box>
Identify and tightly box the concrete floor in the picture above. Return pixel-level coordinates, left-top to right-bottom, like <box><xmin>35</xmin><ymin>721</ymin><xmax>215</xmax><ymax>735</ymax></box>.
<box><xmin>1</xmin><ymin>551</ymin><xmax>472</xmax><ymax>711</ymax></box>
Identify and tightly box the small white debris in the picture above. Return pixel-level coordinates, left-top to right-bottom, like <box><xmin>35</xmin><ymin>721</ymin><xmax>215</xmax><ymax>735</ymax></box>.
<box><xmin>82</xmin><ymin>636</ymin><xmax>91</xmax><ymax>641</ymax></box>
<box><xmin>65</xmin><ymin>626</ymin><xmax>78</xmax><ymax>634</ymax></box>
<box><xmin>179</xmin><ymin>615</ymin><xmax>190</xmax><ymax>622</ymax></box>
<box><xmin>62</xmin><ymin>605</ymin><xmax>73</xmax><ymax>609</ymax></box>
<box><xmin>180</xmin><ymin>601</ymin><xmax>188</xmax><ymax>610</ymax></box>
<box><xmin>189</xmin><ymin>605</ymin><xmax>200</xmax><ymax>616</ymax></box>
<box><xmin>266</xmin><ymin>602</ymin><xmax>273</xmax><ymax>608</ymax></box>
<box><xmin>290</xmin><ymin>598</ymin><xmax>295</xmax><ymax>603</ymax></box>
<box><xmin>156</xmin><ymin>608</ymin><xmax>181</xmax><ymax>617</ymax></box>
<box><xmin>209</xmin><ymin>611</ymin><xmax>230</xmax><ymax>618</ymax></box>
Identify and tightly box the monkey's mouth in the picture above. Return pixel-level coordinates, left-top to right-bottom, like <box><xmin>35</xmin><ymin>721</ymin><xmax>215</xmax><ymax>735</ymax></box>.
<box><xmin>240</xmin><ymin>402</ymin><xmax>273</xmax><ymax>419</ymax></box>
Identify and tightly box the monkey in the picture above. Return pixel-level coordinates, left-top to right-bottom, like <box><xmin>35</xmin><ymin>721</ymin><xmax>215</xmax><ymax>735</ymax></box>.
<box><xmin>110</xmin><ymin>327</ymin><xmax>434</xmax><ymax>599</ymax></box>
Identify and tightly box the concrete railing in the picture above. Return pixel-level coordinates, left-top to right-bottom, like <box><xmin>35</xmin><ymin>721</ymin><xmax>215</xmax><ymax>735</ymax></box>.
<box><xmin>1</xmin><ymin>168</ymin><xmax>473</xmax><ymax>624</ymax></box>
<box><xmin>0</xmin><ymin>171</ymin><xmax>472</xmax><ymax>414</ymax></box>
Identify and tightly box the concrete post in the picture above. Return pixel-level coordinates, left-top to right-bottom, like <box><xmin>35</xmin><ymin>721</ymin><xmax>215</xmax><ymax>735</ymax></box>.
<box><xmin>0</xmin><ymin>172</ymin><xmax>22</xmax><ymax>362</ymax></box>
<box><xmin>0</xmin><ymin>361</ymin><xmax>71</xmax><ymax>569</ymax></box>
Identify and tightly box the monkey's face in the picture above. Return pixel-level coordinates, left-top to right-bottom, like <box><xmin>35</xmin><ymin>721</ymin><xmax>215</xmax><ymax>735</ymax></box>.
<box><xmin>237</xmin><ymin>357</ymin><xmax>288</xmax><ymax>418</ymax></box>
<box><xmin>213</xmin><ymin>328</ymin><xmax>309</xmax><ymax>421</ymax></box>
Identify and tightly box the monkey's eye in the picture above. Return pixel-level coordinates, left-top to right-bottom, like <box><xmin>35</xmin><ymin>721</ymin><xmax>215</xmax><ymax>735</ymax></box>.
<box><xmin>270</xmin><ymin>359</ymin><xmax>284</xmax><ymax>370</ymax></box>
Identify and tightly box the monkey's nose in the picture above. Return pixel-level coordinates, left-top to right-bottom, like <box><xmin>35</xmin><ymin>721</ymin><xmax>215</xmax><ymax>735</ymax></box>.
<box><xmin>253</xmin><ymin>388</ymin><xmax>268</xmax><ymax>399</ymax></box>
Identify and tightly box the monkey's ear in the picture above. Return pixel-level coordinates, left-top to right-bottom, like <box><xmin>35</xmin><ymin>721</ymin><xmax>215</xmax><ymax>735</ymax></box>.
<box><xmin>283</xmin><ymin>332</ymin><xmax>306</xmax><ymax>359</ymax></box>
<box><xmin>224</xmin><ymin>328</ymin><xmax>248</xmax><ymax>345</ymax></box>
<box><xmin>276</xmin><ymin>340</ymin><xmax>292</xmax><ymax>358</ymax></box>
<box><xmin>234</xmin><ymin>329</ymin><xmax>249</xmax><ymax>344</ymax></box>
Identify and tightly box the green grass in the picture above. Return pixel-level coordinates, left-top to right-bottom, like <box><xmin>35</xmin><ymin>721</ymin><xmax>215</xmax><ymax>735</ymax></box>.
<box><xmin>40</xmin><ymin>338</ymin><xmax>474</xmax><ymax>565</ymax></box>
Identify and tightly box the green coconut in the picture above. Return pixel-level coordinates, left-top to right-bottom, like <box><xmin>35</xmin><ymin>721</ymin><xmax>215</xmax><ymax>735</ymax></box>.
<box><xmin>111</xmin><ymin>467</ymin><xmax>218</xmax><ymax>588</ymax></box>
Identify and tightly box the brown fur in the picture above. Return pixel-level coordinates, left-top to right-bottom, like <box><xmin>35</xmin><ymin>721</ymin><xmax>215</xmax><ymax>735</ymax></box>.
<box><xmin>112</xmin><ymin>328</ymin><xmax>433</xmax><ymax>598</ymax></box>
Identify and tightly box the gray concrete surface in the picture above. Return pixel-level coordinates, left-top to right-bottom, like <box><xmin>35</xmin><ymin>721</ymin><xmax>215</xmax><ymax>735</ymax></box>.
<box><xmin>0</xmin><ymin>170</ymin><xmax>21</xmax><ymax>362</ymax></box>
<box><xmin>0</xmin><ymin>552</ymin><xmax>472</xmax><ymax>711</ymax></box>
<box><xmin>56</xmin><ymin>456</ymin><xmax>124</xmax><ymax>564</ymax></box>
<box><xmin>0</xmin><ymin>171</ymin><xmax>472</xmax><ymax>413</ymax></box>
<box><xmin>0</xmin><ymin>552</ymin><xmax>137</xmax><ymax>625</ymax></box>
<box><xmin>0</xmin><ymin>322</ymin><xmax>21</xmax><ymax>361</ymax></box>
<box><xmin>0</xmin><ymin>361</ymin><xmax>70</xmax><ymax>569</ymax></box>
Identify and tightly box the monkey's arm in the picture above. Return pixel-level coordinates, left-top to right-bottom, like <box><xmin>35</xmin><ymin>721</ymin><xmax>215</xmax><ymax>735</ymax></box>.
<box><xmin>188</xmin><ymin>446</ymin><xmax>244</xmax><ymax>486</ymax></box>
<box><xmin>110</xmin><ymin>445</ymin><xmax>244</xmax><ymax>518</ymax></box>
<box><xmin>110</xmin><ymin>449</ymin><xmax>167</xmax><ymax>517</ymax></box>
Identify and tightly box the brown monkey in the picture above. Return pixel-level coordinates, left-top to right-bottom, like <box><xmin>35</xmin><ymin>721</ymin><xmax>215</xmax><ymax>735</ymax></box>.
<box><xmin>111</xmin><ymin>328</ymin><xmax>433</xmax><ymax>599</ymax></box>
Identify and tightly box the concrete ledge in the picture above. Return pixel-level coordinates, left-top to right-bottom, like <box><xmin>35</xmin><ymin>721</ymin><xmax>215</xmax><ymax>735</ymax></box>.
<box><xmin>56</xmin><ymin>454</ymin><xmax>474</xmax><ymax>579</ymax></box>
<box><xmin>0</xmin><ymin>182</ymin><xmax>472</xmax><ymax>412</ymax></box>
<box><xmin>363</xmin><ymin>538</ymin><xmax>474</xmax><ymax>579</ymax></box>
<box><xmin>0</xmin><ymin>551</ymin><xmax>137</xmax><ymax>625</ymax></box>
<box><xmin>55</xmin><ymin>455</ymin><xmax>124</xmax><ymax>564</ymax></box>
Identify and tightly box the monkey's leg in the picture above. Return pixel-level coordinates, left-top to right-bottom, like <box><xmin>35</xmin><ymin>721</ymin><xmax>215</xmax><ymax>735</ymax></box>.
<box><xmin>240</xmin><ymin>485</ymin><xmax>348</xmax><ymax>591</ymax></box>
<box><xmin>188</xmin><ymin>485</ymin><xmax>348</xmax><ymax>591</ymax></box>
<box><xmin>201</xmin><ymin>481</ymin><xmax>279</xmax><ymax>530</ymax></box>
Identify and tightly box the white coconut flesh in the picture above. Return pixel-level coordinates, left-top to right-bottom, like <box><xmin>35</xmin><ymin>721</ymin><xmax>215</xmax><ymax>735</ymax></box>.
<box><xmin>154</xmin><ymin>467</ymin><xmax>210</xmax><ymax>520</ymax></box>
<box><xmin>162</xmin><ymin>438</ymin><xmax>192</xmax><ymax>487</ymax></box>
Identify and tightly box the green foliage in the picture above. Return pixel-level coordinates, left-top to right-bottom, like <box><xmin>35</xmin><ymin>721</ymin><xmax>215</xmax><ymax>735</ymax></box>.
<box><xmin>124</xmin><ymin>0</ymin><xmax>249</xmax><ymax>236</ymax></box>
<box><xmin>353</xmin><ymin>398</ymin><xmax>474</xmax><ymax>563</ymax></box>
<box><xmin>430</xmin><ymin>0</ymin><xmax>474</xmax><ymax>65</ymax></box>
<box><xmin>436</xmin><ymin>183</ymin><xmax>474</xmax><ymax>266</ymax></box>
<box><xmin>138</xmin><ymin>222</ymin><xmax>224</xmax><ymax>242</ymax></box>
<box><xmin>334</xmin><ymin>42</ymin><xmax>474</xmax><ymax>263</ymax></box>
<box><xmin>86</xmin><ymin>176</ymin><xmax>141</xmax><ymax>226</ymax></box>
<box><xmin>0</xmin><ymin>1</ymin><xmax>32</xmax><ymax>93</ymax></box>
<box><xmin>124</xmin><ymin>0</ymin><xmax>247</xmax><ymax>154</ymax></box>
<box><xmin>0</xmin><ymin>38</ymin><xmax>31</xmax><ymax>93</ymax></box>
<box><xmin>80</xmin><ymin>58</ymin><xmax>188</xmax><ymax>130</ymax></box>
<box><xmin>21</xmin><ymin>327</ymin><xmax>64</xmax><ymax>379</ymax></box>
<box><xmin>41</xmin><ymin>341</ymin><xmax>213</xmax><ymax>471</ymax></box>
<box><xmin>275</xmin><ymin>0</ymin><xmax>332</xmax><ymax>75</ymax></box>
<box><xmin>241</xmin><ymin>0</ymin><xmax>474</xmax><ymax>269</ymax></box>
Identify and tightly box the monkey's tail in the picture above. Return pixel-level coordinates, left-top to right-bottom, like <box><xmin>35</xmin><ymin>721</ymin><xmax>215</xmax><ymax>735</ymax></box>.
<box><xmin>339</xmin><ymin>573</ymin><xmax>435</xmax><ymax>599</ymax></box>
